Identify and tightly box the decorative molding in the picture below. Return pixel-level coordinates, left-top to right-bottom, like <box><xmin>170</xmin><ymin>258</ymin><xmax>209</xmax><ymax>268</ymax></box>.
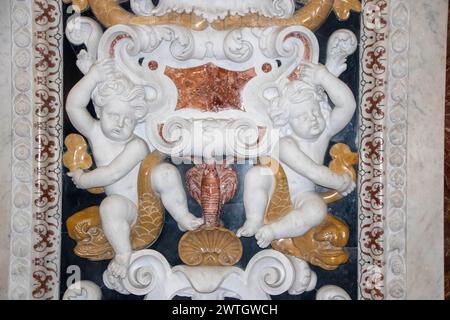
<box><xmin>358</xmin><ymin>0</ymin><xmax>410</xmax><ymax>300</ymax></box>
<box><xmin>90</xmin><ymin>24</ymin><xmax>319</xmax><ymax>160</ymax></box>
<box><xmin>384</xmin><ymin>0</ymin><xmax>409</xmax><ymax>300</ymax></box>
<box><xmin>136</xmin><ymin>0</ymin><xmax>296</xmax><ymax>23</ymax></box>
<box><xmin>9</xmin><ymin>0</ymin><xmax>63</xmax><ymax>300</ymax></box>
<box><xmin>30</xmin><ymin>0</ymin><xmax>63</xmax><ymax>300</ymax></box>
<box><xmin>103</xmin><ymin>249</ymin><xmax>317</xmax><ymax>300</ymax></box>
<box><xmin>358</xmin><ymin>0</ymin><xmax>389</xmax><ymax>300</ymax></box>
<box><xmin>9</xmin><ymin>0</ymin><xmax>34</xmax><ymax>300</ymax></box>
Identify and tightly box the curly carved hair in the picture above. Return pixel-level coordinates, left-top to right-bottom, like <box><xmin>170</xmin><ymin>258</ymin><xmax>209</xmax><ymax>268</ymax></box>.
<box><xmin>91</xmin><ymin>76</ymin><xmax>149</xmax><ymax>122</ymax></box>
<box><xmin>268</xmin><ymin>80</ymin><xmax>331</xmax><ymax>135</ymax></box>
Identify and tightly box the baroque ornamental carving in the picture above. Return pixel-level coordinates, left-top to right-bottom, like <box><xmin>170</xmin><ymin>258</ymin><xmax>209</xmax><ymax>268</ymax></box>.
<box><xmin>62</xmin><ymin>0</ymin><xmax>361</xmax><ymax>300</ymax></box>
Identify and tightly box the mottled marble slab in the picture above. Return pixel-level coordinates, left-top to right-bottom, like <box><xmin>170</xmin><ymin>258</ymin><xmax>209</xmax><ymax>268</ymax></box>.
<box><xmin>444</xmin><ymin>5</ymin><xmax>450</xmax><ymax>302</ymax></box>
<box><xmin>0</xmin><ymin>3</ymin><xmax>12</xmax><ymax>300</ymax></box>
<box><xmin>406</xmin><ymin>0</ymin><xmax>447</xmax><ymax>300</ymax></box>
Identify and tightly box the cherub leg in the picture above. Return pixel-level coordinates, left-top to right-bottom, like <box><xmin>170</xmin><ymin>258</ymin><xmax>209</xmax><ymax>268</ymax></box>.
<box><xmin>151</xmin><ymin>163</ymin><xmax>203</xmax><ymax>232</ymax></box>
<box><xmin>100</xmin><ymin>195</ymin><xmax>137</xmax><ymax>279</ymax></box>
<box><xmin>237</xmin><ymin>166</ymin><xmax>275</xmax><ymax>238</ymax></box>
<box><xmin>255</xmin><ymin>192</ymin><xmax>327</xmax><ymax>248</ymax></box>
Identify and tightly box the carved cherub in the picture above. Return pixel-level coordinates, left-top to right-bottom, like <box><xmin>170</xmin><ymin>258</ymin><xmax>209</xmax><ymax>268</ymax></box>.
<box><xmin>66</xmin><ymin>59</ymin><xmax>202</xmax><ymax>278</ymax></box>
<box><xmin>237</xmin><ymin>62</ymin><xmax>356</xmax><ymax>248</ymax></box>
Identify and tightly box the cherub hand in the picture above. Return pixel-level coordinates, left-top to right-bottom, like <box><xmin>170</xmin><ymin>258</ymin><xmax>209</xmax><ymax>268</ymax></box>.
<box><xmin>335</xmin><ymin>172</ymin><xmax>356</xmax><ymax>197</ymax></box>
<box><xmin>88</xmin><ymin>58</ymin><xmax>117</xmax><ymax>83</ymax></box>
<box><xmin>67</xmin><ymin>169</ymin><xmax>87</xmax><ymax>189</ymax></box>
<box><xmin>299</xmin><ymin>62</ymin><xmax>330</xmax><ymax>86</ymax></box>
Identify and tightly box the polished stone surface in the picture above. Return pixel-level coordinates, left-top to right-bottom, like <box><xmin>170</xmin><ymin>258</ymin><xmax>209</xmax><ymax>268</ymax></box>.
<box><xmin>444</xmin><ymin>4</ymin><xmax>450</xmax><ymax>302</ymax></box>
<box><xmin>0</xmin><ymin>4</ymin><xmax>12</xmax><ymax>300</ymax></box>
<box><xmin>406</xmin><ymin>0</ymin><xmax>447</xmax><ymax>300</ymax></box>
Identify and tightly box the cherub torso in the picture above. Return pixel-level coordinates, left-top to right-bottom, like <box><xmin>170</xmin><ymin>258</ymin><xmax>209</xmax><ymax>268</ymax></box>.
<box><xmin>281</xmin><ymin>133</ymin><xmax>330</xmax><ymax>198</ymax></box>
<box><xmin>88</xmin><ymin>124</ymin><xmax>140</xmax><ymax>205</ymax></box>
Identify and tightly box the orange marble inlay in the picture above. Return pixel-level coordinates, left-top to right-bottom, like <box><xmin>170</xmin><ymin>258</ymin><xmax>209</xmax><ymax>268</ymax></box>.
<box><xmin>165</xmin><ymin>63</ymin><xmax>256</xmax><ymax>112</ymax></box>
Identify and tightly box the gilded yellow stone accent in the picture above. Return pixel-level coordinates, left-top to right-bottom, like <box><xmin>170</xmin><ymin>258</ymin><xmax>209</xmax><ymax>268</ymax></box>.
<box><xmin>261</xmin><ymin>143</ymin><xmax>357</xmax><ymax>270</ymax></box>
<box><xmin>271</xmin><ymin>215</ymin><xmax>350</xmax><ymax>271</ymax></box>
<box><xmin>321</xmin><ymin>143</ymin><xmax>359</xmax><ymax>204</ymax></box>
<box><xmin>65</xmin><ymin>0</ymin><xmax>360</xmax><ymax>31</ymax></box>
<box><xmin>333</xmin><ymin>0</ymin><xmax>362</xmax><ymax>21</ymax></box>
<box><xmin>63</xmin><ymin>133</ymin><xmax>104</xmax><ymax>195</ymax></box>
<box><xmin>178</xmin><ymin>227</ymin><xmax>243</xmax><ymax>266</ymax></box>
<box><xmin>66</xmin><ymin>151</ymin><xmax>166</xmax><ymax>261</ymax></box>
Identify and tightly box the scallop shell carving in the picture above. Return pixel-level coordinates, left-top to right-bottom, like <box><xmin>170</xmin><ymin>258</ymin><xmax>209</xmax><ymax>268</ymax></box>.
<box><xmin>178</xmin><ymin>227</ymin><xmax>243</xmax><ymax>266</ymax></box>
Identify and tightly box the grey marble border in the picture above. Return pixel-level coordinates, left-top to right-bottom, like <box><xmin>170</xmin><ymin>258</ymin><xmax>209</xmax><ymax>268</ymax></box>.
<box><xmin>0</xmin><ymin>0</ymin><xmax>12</xmax><ymax>301</ymax></box>
<box><xmin>8</xmin><ymin>0</ymin><xmax>35</xmax><ymax>300</ymax></box>
<box><xmin>404</xmin><ymin>0</ymin><xmax>446</xmax><ymax>300</ymax></box>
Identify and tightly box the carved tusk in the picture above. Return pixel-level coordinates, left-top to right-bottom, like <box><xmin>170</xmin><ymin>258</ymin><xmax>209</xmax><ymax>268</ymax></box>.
<box><xmin>64</xmin><ymin>0</ymin><xmax>349</xmax><ymax>32</ymax></box>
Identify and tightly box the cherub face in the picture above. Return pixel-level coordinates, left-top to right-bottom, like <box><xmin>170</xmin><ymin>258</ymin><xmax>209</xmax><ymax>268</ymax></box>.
<box><xmin>288</xmin><ymin>99</ymin><xmax>326</xmax><ymax>140</ymax></box>
<box><xmin>99</xmin><ymin>100</ymin><xmax>137</xmax><ymax>142</ymax></box>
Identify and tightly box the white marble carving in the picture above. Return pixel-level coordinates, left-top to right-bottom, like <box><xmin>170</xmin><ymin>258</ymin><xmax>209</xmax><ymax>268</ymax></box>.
<box><xmin>316</xmin><ymin>285</ymin><xmax>351</xmax><ymax>300</ymax></box>
<box><xmin>131</xmin><ymin>0</ymin><xmax>296</xmax><ymax>22</ymax></box>
<box><xmin>64</xmin><ymin>6</ymin><xmax>356</xmax><ymax>299</ymax></box>
<box><xmin>0</xmin><ymin>1</ymin><xmax>12</xmax><ymax>300</ymax></box>
<box><xmin>66</xmin><ymin>60</ymin><xmax>202</xmax><ymax>281</ymax></box>
<box><xmin>384</xmin><ymin>0</ymin><xmax>409</xmax><ymax>300</ymax></box>
<box><xmin>65</xmin><ymin>16</ymin><xmax>103</xmax><ymax>74</ymax></box>
<box><xmin>104</xmin><ymin>249</ymin><xmax>316</xmax><ymax>300</ymax></box>
<box><xmin>8</xmin><ymin>0</ymin><xmax>33</xmax><ymax>300</ymax></box>
<box><xmin>63</xmin><ymin>281</ymin><xmax>102</xmax><ymax>300</ymax></box>
<box><xmin>90</xmin><ymin>24</ymin><xmax>319</xmax><ymax>160</ymax></box>
<box><xmin>239</xmin><ymin>31</ymin><xmax>357</xmax><ymax>247</ymax></box>
<box><xmin>326</xmin><ymin>29</ymin><xmax>358</xmax><ymax>77</ymax></box>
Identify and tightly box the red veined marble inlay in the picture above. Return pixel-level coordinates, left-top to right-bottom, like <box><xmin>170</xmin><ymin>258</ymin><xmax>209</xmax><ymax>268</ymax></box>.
<box><xmin>164</xmin><ymin>63</ymin><xmax>256</xmax><ymax>112</ymax></box>
<box><xmin>286</xmin><ymin>32</ymin><xmax>312</xmax><ymax>81</ymax></box>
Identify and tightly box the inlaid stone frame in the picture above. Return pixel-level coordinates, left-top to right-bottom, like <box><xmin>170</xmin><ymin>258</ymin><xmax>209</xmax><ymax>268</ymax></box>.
<box><xmin>1</xmin><ymin>0</ymin><xmax>446</xmax><ymax>300</ymax></box>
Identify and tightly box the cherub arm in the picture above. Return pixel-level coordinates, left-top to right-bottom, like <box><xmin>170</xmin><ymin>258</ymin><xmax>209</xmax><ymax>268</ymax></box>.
<box><xmin>279</xmin><ymin>138</ymin><xmax>353</xmax><ymax>193</ymax></box>
<box><xmin>69</xmin><ymin>138</ymin><xmax>149</xmax><ymax>189</ymax></box>
<box><xmin>66</xmin><ymin>59</ymin><xmax>116</xmax><ymax>138</ymax></box>
<box><xmin>301</xmin><ymin>62</ymin><xmax>357</xmax><ymax>136</ymax></box>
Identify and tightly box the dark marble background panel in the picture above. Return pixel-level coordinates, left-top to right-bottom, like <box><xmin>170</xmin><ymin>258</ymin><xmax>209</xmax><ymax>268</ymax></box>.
<box><xmin>60</xmin><ymin>3</ymin><xmax>361</xmax><ymax>300</ymax></box>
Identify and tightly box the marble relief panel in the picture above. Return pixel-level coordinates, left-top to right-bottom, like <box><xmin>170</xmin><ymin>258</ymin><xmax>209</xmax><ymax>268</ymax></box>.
<box><xmin>59</xmin><ymin>0</ymin><xmax>361</xmax><ymax>300</ymax></box>
<box><xmin>6</xmin><ymin>0</ymin><xmax>446</xmax><ymax>300</ymax></box>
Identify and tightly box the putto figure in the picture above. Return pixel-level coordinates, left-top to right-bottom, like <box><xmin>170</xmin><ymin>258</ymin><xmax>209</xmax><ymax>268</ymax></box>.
<box><xmin>66</xmin><ymin>59</ymin><xmax>202</xmax><ymax>278</ymax></box>
<box><xmin>238</xmin><ymin>62</ymin><xmax>357</xmax><ymax>248</ymax></box>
